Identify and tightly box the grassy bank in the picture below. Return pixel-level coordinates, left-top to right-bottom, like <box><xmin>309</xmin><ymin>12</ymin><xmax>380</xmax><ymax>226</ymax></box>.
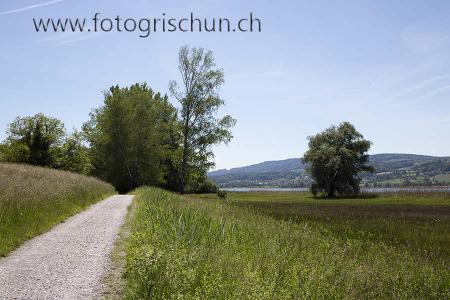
<box><xmin>124</xmin><ymin>188</ymin><xmax>449</xmax><ymax>299</ymax></box>
<box><xmin>0</xmin><ymin>163</ymin><xmax>115</xmax><ymax>256</ymax></box>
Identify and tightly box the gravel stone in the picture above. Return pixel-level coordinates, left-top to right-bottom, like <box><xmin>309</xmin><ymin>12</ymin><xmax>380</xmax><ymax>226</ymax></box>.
<box><xmin>0</xmin><ymin>195</ymin><xmax>133</xmax><ymax>299</ymax></box>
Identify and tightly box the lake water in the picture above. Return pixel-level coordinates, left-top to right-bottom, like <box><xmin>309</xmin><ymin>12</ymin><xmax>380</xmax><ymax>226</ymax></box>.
<box><xmin>222</xmin><ymin>187</ymin><xmax>450</xmax><ymax>193</ymax></box>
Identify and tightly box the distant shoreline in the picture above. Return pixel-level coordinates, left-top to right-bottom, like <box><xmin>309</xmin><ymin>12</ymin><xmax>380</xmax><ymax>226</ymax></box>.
<box><xmin>222</xmin><ymin>187</ymin><xmax>450</xmax><ymax>193</ymax></box>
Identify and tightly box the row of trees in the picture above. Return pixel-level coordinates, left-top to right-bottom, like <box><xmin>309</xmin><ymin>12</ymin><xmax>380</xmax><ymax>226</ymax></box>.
<box><xmin>0</xmin><ymin>46</ymin><xmax>375</xmax><ymax>198</ymax></box>
<box><xmin>0</xmin><ymin>114</ymin><xmax>92</xmax><ymax>174</ymax></box>
<box><xmin>0</xmin><ymin>46</ymin><xmax>236</xmax><ymax>194</ymax></box>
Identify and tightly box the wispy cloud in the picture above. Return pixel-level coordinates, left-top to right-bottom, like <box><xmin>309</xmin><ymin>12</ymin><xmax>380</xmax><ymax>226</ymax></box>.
<box><xmin>293</xmin><ymin>88</ymin><xmax>366</xmax><ymax>101</ymax></box>
<box><xmin>21</xmin><ymin>29</ymin><xmax>104</xmax><ymax>49</ymax></box>
<box><xmin>56</xmin><ymin>32</ymin><xmax>103</xmax><ymax>46</ymax></box>
<box><xmin>402</xmin><ymin>22</ymin><xmax>450</xmax><ymax>54</ymax></box>
<box><xmin>229</xmin><ymin>71</ymin><xmax>285</xmax><ymax>80</ymax></box>
<box><xmin>380</xmin><ymin>75</ymin><xmax>450</xmax><ymax>104</ymax></box>
<box><xmin>414</xmin><ymin>84</ymin><xmax>450</xmax><ymax>103</ymax></box>
<box><xmin>0</xmin><ymin>0</ymin><xmax>63</xmax><ymax>16</ymax></box>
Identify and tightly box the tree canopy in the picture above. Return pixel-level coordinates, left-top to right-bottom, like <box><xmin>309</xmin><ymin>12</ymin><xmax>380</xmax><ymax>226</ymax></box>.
<box><xmin>302</xmin><ymin>122</ymin><xmax>374</xmax><ymax>197</ymax></box>
<box><xmin>83</xmin><ymin>83</ymin><xmax>180</xmax><ymax>193</ymax></box>
<box><xmin>56</xmin><ymin>131</ymin><xmax>93</xmax><ymax>175</ymax></box>
<box><xmin>169</xmin><ymin>46</ymin><xmax>236</xmax><ymax>193</ymax></box>
<box><xmin>1</xmin><ymin>114</ymin><xmax>65</xmax><ymax>167</ymax></box>
<box><xmin>1</xmin><ymin>46</ymin><xmax>236</xmax><ymax>194</ymax></box>
<box><xmin>0</xmin><ymin>114</ymin><xmax>93</xmax><ymax>175</ymax></box>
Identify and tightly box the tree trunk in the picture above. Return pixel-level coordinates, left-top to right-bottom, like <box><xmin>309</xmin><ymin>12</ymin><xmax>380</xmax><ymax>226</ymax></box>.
<box><xmin>327</xmin><ymin>169</ymin><xmax>339</xmax><ymax>198</ymax></box>
<box><xmin>327</xmin><ymin>186</ymin><xmax>335</xmax><ymax>198</ymax></box>
<box><xmin>179</xmin><ymin>117</ymin><xmax>190</xmax><ymax>194</ymax></box>
<box><xmin>179</xmin><ymin>145</ymin><xmax>188</xmax><ymax>194</ymax></box>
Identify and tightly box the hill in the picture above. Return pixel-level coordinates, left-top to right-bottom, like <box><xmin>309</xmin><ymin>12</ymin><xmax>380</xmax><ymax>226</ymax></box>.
<box><xmin>0</xmin><ymin>163</ymin><xmax>115</xmax><ymax>256</ymax></box>
<box><xmin>208</xmin><ymin>154</ymin><xmax>450</xmax><ymax>188</ymax></box>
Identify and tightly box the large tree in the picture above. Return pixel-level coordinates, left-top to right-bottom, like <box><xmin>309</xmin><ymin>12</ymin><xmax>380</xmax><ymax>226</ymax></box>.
<box><xmin>302</xmin><ymin>122</ymin><xmax>374</xmax><ymax>197</ymax></box>
<box><xmin>0</xmin><ymin>113</ymin><xmax>65</xmax><ymax>167</ymax></box>
<box><xmin>169</xmin><ymin>46</ymin><xmax>236</xmax><ymax>193</ymax></box>
<box><xmin>83</xmin><ymin>83</ymin><xmax>179</xmax><ymax>193</ymax></box>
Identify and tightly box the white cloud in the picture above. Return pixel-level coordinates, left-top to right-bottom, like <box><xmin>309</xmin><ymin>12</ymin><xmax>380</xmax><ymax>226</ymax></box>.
<box><xmin>0</xmin><ymin>0</ymin><xmax>64</xmax><ymax>16</ymax></box>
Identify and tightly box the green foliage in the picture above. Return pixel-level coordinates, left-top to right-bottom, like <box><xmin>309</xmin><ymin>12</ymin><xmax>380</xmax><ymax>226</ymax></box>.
<box><xmin>0</xmin><ymin>114</ymin><xmax>65</xmax><ymax>167</ymax></box>
<box><xmin>57</xmin><ymin>131</ymin><xmax>92</xmax><ymax>175</ymax></box>
<box><xmin>303</xmin><ymin>122</ymin><xmax>373</xmax><ymax>197</ymax></box>
<box><xmin>84</xmin><ymin>83</ymin><xmax>180</xmax><ymax>193</ymax></box>
<box><xmin>170</xmin><ymin>46</ymin><xmax>236</xmax><ymax>193</ymax></box>
<box><xmin>194</xmin><ymin>179</ymin><xmax>218</xmax><ymax>194</ymax></box>
<box><xmin>0</xmin><ymin>114</ymin><xmax>95</xmax><ymax>176</ymax></box>
<box><xmin>0</xmin><ymin>163</ymin><xmax>115</xmax><ymax>256</ymax></box>
<box><xmin>0</xmin><ymin>144</ymin><xmax>4</xmax><ymax>161</ymax></box>
<box><xmin>216</xmin><ymin>189</ymin><xmax>227</xmax><ymax>199</ymax></box>
<box><xmin>124</xmin><ymin>188</ymin><xmax>449</xmax><ymax>299</ymax></box>
<box><xmin>1</xmin><ymin>48</ymin><xmax>237</xmax><ymax>194</ymax></box>
<box><xmin>310</xmin><ymin>182</ymin><xmax>319</xmax><ymax>197</ymax></box>
<box><xmin>0</xmin><ymin>140</ymin><xmax>30</xmax><ymax>163</ymax></box>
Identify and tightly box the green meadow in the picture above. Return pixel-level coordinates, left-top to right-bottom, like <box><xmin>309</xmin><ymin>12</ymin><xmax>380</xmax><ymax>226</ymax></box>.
<box><xmin>123</xmin><ymin>188</ymin><xmax>450</xmax><ymax>299</ymax></box>
<box><xmin>0</xmin><ymin>163</ymin><xmax>115</xmax><ymax>257</ymax></box>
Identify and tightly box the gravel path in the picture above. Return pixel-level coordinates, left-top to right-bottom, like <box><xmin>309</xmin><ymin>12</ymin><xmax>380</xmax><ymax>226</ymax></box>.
<box><xmin>0</xmin><ymin>195</ymin><xmax>133</xmax><ymax>299</ymax></box>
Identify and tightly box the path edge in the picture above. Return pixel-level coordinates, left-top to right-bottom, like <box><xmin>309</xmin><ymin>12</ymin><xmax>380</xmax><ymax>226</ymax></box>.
<box><xmin>101</xmin><ymin>195</ymin><xmax>137</xmax><ymax>299</ymax></box>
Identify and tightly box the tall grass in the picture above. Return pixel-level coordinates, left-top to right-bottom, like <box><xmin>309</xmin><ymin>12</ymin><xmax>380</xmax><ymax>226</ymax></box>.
<box><xmin>124</xmin><ymin>187</ymin><xmax>449</xmax><ymax>299</ymax></box>
<box><xmin>0</xmin><ymin>163</ymin><xmax>115</xmax><ymax>256</ymax></box>
<box><xmin>229</xmin><ymin>192</ymin><xmax>450</xmax><ymax>263</ymax></box>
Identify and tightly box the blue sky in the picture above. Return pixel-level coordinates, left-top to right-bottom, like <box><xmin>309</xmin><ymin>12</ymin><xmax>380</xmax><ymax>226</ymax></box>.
<box><xmin>1</xmin><ymin>0</ymin><xmax>450</xmax><ymax>170</ymax></box>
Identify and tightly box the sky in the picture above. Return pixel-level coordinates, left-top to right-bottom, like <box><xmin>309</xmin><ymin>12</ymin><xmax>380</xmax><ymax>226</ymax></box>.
<box><xmin>1</xmin><ymin>0</ymin><xmax>450</xmax><ymax>170</ymax></box>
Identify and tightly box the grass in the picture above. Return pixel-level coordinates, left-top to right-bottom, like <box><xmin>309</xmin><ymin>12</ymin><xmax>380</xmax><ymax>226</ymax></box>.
<box><xmin>434</xmin><ymin>174</ymin><xmax>450</xmax><ymax>184</ymax></box>
<box><xmin>0</xmin><ymin>163</ymin><xmax>116</xmax><ymax>257</ymax></box>
<box><xmin>224</xmin><ymin>192</ymin><xmax>450</xmax><ymax>262</ymax></box>
<box><xmin>103</xmin><ymin>197</ymin><xmax>137</xmax><ymax>300</ymax></box>
<box><xmin>124</xmin><ymin>187</ymin><xmax>450</xmax><ymax>299</ymax></box>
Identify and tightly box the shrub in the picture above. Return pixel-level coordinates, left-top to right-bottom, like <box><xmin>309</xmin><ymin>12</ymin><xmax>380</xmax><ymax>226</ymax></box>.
<box><xmin>195</xmin><ymin>179</ymin><xmax>218</xmax><ymax>194</ymax></box>
<box><xmin>217</xmin><ymin>189</ymin><xmax>227</xmax><ymax>199</ymax></box>
<box><xmin>310</xmin><ymin>183</ymin><xmax>319</xmax><ymax>197</ymax></box>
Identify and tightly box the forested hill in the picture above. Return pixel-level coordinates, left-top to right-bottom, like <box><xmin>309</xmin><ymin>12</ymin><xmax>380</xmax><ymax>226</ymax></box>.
<box><xmin>208</xmin><ymin>154</ymin><xmax>450</xmax><ymax>188</ymax></box>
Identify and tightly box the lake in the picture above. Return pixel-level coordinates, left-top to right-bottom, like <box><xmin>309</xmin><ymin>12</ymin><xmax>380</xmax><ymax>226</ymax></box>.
<box><xmin>222</xmin><ymin>187</ymin><xmax>450</xmax><ymax>193</ymax></box>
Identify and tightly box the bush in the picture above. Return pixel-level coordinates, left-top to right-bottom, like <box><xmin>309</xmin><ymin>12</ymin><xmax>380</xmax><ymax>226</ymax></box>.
<box><xmin>217</xmin><ymin>189</ymin><xmax>227</xmax><ymax>199</ymax></box>
<box><xmin>194</xmin><ymin>179</ymin><xmax>218</xmax><ymax>194</ymax></box>
<box><xmin>310</xmin><ymin>183</ymin><xmax>319</xmax><ymax>197</ymax></box>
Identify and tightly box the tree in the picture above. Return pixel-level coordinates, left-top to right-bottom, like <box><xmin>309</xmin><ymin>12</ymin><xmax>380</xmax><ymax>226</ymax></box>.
<box><xmin>84</xmin><ymin>83</ymin><xmax>179</xmax><ymax>193</ymax></box>
<box><xmin>0</xmin><ymin>114</ymin><xmax>65</xmax><ymax>167</ymax></box>
<box><xmin>57</xmin><ymin>131</ymin><xmax>93</xmax><ymax>175</ymax></box>
<box><xmin>302</xmin><ymin>122</ymin><xmax>374</xmax><ymax>197</ymax></box>
<box><xmin>169</xmin><ymin>46</ymin><xmax>236</xmax><ymax>193</ymax></box>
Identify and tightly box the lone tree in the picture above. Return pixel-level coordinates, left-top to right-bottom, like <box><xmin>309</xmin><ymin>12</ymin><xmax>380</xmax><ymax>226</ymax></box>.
<box><xmin>302</xmin><ymin>122</ymin><xmax>373</xmax><ymax>197</ymax></box>
<box><xmin>170</xmin><ymin>46</ymin><xmax>236</xmax><ymax>193</ymax></box>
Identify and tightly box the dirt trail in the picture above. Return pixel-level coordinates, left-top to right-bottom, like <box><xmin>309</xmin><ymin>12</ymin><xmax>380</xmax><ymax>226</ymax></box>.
<box><xmin>0</xmin><ymin>195</ymin><xmax>133</xmax><ymax>299</ymax></box>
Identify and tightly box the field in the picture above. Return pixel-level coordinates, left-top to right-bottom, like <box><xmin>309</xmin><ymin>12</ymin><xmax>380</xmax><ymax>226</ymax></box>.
<box><xmin>0</xmin><ymin>163</ymin><xmax>116</xmax><ymax>257</ymax></box>
<box><xmin>124</xmin><ymin>188</ymin><xmax>450</xmax><ymax>299</ymax></box>
<box><xmin>434</xmin><ymin>174</ymin><xmax>450</xmax><ymax>184</ymax></box>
